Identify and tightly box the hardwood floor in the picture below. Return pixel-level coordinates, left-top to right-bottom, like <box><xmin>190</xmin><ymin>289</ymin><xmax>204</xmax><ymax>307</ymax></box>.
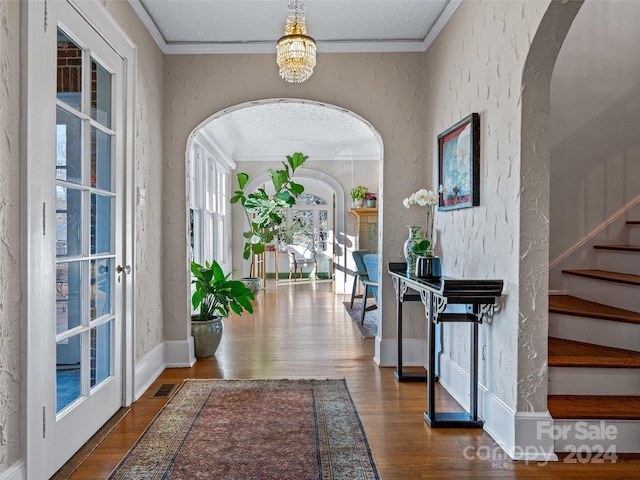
<box><xmin>67</xmin><ymin>281</ymin><xmax>640</xmax><ymax>479</ymax></box>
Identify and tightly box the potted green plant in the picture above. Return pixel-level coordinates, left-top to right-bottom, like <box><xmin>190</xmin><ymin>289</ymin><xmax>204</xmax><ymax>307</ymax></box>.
<box><xmin>350</xmin><ymin>186</ymin><xmax>368</xmax><ymax>207</ymax></box>
<box><xmin>190</xmin><ymin>259</ymin><xmax>254</xmax><ymax>358</ymax></box>
<box><xmin>364</xmin><ymin>192</ymin><xmax>377</xmax><ymax>208</ymax></box>
<box><xmin>231</xmin><ymin>152</ymin><xmax>308</xmax><ymax>260</ymax></box>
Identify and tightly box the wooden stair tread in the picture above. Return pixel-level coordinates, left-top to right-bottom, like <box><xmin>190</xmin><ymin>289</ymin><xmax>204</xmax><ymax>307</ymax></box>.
<box><xmin>548</xmin><ymin>395</ymin><xmax>640</xmax><ymax>420</ymax></box>
<box><xmin>562</xmin><ymin>269</ymin><xmax>640</xmax><ymax>286</ymax></box>
<box><xmin>549</xmin><ymin>295</ymin><xmax>640</xmax><ymax>325</ymax></box>
<box><xmin>549</xmin><ymin>337</ymin><xmax>640</xmax><ymax>368</ymax></box>
<box><xmin>594</xmin><ymin>244</ymin><xmax>640</xmax><ymax>252</ymax></box>
<box><xmin>627</xmin><ymin>220</ymin><xmax>640</xmax><ymax>225</ymax></box>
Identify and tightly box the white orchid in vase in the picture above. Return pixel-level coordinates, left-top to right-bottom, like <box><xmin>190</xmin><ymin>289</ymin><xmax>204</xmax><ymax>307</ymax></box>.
<box><xmin>402</xmin><ymin>188</ymin><xmax>439</xmax><ymax>256</ymax></box>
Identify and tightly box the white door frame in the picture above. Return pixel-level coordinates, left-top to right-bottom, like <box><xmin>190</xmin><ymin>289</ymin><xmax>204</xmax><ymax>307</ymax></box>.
<box><xmin>22</xmin><ymin>0</ymin><xmax>136</xmax><ymax>476</ymax></box>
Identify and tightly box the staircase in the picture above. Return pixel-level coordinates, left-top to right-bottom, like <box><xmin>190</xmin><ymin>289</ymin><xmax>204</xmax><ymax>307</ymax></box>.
<box><xmin>548</xmin><ymin>220</ymin><xmax>640</xmax><ymax>453</ymax></box>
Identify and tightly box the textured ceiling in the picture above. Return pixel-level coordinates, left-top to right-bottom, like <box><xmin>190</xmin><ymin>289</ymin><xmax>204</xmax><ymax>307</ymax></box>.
<box><xmin>200</xmin><ymin>101</ymin><xmax>381</xmax><ymax>162</ymax></box>
<box><xmin>130</xmin><ymin>0</ymin><xmax>456</xmax><ymax>54</ymax></box>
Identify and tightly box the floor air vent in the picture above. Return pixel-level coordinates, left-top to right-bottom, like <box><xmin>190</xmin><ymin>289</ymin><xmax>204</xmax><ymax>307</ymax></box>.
<box><xmin>150</xmin><ymin>383</ymin><xmax>178</xmax><ymax>399</ymax></box>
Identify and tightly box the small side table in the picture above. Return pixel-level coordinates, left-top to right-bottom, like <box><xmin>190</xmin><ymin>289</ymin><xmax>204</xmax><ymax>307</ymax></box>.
<box><xmin>387</xmin><ymin>262</ymin><xmax>503</xmax><ymax>428</ymax></box>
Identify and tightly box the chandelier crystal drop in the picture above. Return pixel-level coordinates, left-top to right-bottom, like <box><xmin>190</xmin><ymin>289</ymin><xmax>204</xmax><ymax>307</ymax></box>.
<box><xmin>276</xmin><ymin>0</ymin><xmax>316</xmax><ymax>83</ymax></box>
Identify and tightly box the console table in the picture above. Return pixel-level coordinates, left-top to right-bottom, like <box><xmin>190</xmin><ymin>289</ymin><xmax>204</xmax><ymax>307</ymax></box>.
<box><xmin>388</xmin><ymin>262</ymin><xmax>503</xmax><ymax>428</ymax></box>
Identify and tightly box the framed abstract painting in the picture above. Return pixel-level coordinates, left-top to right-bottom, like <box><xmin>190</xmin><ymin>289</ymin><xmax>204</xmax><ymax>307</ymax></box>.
<box><xmin>437</xmin><ymin>113</ymin><xmax>480</xmax><ymax>210</ymax></box>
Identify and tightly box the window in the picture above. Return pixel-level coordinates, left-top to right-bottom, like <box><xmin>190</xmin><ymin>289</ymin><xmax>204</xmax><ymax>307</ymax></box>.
<box><xmin>188</xmin><ymin>141</ymin><xmax>231</xmax><ymax>271</ymax></box>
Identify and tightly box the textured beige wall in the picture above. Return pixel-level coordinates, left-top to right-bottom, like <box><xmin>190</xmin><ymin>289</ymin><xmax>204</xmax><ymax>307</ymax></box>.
<box><xmin>0</xmin><ymin>0</ymin><xmax>22</xmax><ymax>471</ymax></box>
<box><xmin>424</xmin><ymin>0</ymin><xmax>552</xmax><ymax>411</ymax></box>
<box><xmin>162</xmin><ymin>52</ymin><xmax>430</xmax><ymax>342</ymax></box>
<box><xmin>104</xmin><ymin>0</ymin><xmax>166</xmax><ymax>362</ymax></box>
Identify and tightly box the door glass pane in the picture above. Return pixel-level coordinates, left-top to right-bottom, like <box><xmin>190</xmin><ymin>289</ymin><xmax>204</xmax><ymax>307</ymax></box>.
<box><xmin>56</xmin><ymin>262</ymin><xmax>83</xmax><ymax>334</ymax></box>
<box><xmin>56</xmin><ymin>108</ymin><xmax>83</xmax><ymax>184</ymax></box>
<box><xmin>319</xmin><ymin>210</ymin><xmax>328</xmax><ymax>252</ymax></box>
<box><xmin>90</xmin><ymin>321</ymin><xmax>111</xmax><ymax>388</ymax></box>
<box><xmin>57</xmin><ymin>29</ymin><xmax>82</xmax><ymax>111</ymax></box>
<box><xmin>291</xmin><ymin>210</ymin><xmax>314</xmax><ymax>250</ymax></box>
<box><xmin>56</xmin><ymin>334</ymin><xmax>82</xmax><ymax>413</ymax></box>
<box><xmin>298</xmin><ymin>193</ymin><xmax>327</xmax><ymax>205</ymax></box>
<box><xmin>91</xmin><ymin>127</ymin><xmax>112</xmax><ymax>190</ymax></box>
<box><xmin>91</xmin><ymin>259</ymin><xmax>111</xmax><ymax>320</ymax></box>
<box><xmin>91</xmin><ymin>194</ymin><xmax>111</xmax><ymax>254</ymax></box>
<box><xmin>56</xmin><ymin>186</ymin><xmax>83</xmax><ymax>257</ymax></box>
<box><xmin>91</xmin><ymin>59</ymin><xmax>111</xmax><ymax>128</ymax></box>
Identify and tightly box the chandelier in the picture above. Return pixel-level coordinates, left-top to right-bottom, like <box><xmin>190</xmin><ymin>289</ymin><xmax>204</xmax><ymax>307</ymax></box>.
<box><xmin>276</xmin><ymin>0</ymin><xmax>317</xmax><ymax>83</ymax></box>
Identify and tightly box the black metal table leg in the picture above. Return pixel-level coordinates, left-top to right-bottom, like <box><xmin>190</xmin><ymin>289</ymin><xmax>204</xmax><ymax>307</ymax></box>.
<box><xmin>394</xmin><ymin>278</ymin><xmax>427</xmax><ymax>382</ymax></box>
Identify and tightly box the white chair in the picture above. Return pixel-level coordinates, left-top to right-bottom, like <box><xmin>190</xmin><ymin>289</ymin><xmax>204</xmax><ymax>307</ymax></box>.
<box><xmin>285</xmin><ymin>245</ymin><xmax>317</xmax><ymax>280</ymax></box>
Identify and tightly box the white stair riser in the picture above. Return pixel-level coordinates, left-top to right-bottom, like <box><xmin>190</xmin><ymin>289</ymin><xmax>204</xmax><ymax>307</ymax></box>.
<box><xmin>552</xmin><ymin>420</ymin><xmax>640</xmax><ymax>454</ymax></box>
<box><xmin>595</xmin><ymin>250</ymin><xmax>640</xmax><ymax>276</ymax></box>
<box><xmin>564</xmin><ymin>276</ymin><xmax>640</xmax><ymax>313</ymax></box>
<box><xmin>629</xmin><ymin>226</ymin><xmax>640</xmax><ymax>246</ymax></box>
<box><xmin>549</xmin><ymin>314</ymin><xmax>640</xmax><ymax>352</ymax></box>
<box><xmin>549</xmin><ymin>367</ymin><xmax>640</xmax><ymax>395</ymax></box>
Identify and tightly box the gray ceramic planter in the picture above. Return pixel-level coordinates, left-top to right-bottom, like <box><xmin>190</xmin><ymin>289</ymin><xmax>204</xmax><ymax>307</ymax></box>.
<box><xmin>191</xmin><ymin>316</ymin><xmax>224</xmax><ymax>358</ymax></box>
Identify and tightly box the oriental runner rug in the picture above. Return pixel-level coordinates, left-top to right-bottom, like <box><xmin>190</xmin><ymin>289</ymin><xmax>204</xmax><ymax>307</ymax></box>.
<box><xmin>109</xmin><ymin>379</ymin><xmax>379</xmax><ymax>480</ymax></box>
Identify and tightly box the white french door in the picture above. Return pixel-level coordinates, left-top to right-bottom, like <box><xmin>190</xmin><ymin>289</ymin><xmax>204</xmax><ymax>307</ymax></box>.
<box><xmin>53</xmin><ymin>10</ymin><xmax>125</xmax><ymax>466</ymax></box>
<box><xmin>24</xmin><ymin>1</ymin><xmax>134</xmax><ymax>477</ymax></box>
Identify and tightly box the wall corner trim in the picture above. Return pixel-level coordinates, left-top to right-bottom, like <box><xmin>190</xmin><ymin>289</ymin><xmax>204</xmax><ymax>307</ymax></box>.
<box><xmin>164</xmin><ymin>338</ymin><xmax>196</xmax><ymax>369</ymax></box>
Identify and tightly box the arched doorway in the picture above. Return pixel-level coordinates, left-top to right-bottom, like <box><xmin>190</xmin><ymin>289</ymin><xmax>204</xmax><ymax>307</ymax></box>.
<box><xmin>187</xmin><ymin>99</ymin><xmax>383</xmax><ymax>295</ymax></box>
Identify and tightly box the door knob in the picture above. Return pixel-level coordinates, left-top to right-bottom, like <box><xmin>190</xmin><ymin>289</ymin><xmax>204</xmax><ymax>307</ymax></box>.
<box><xmin>116</xmin><ymin>265</ymin><xmax>131</xmax><ymax>274</ymax></box>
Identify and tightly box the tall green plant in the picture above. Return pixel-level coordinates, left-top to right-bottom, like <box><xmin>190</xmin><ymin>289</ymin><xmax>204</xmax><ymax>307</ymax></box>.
<box><xmin>230</xmin><ymin>152</ymin><xmax>308</xmax><ymax>260</ymax></box>
<box><xmin>191</xmin><ymin>260</ymin><xmax>254</xmax><ymax>321</ymax></box>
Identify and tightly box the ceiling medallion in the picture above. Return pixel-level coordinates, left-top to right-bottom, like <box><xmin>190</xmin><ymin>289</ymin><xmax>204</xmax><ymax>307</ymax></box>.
<box><xmin>276</xmin><ymin>0</ymin><xmax>316</xmax><ymax>83</ymax></box>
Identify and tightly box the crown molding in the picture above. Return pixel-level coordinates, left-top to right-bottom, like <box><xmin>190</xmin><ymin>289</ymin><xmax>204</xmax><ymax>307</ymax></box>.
<box><xmin>423</xmin><ymin>0</ymin><xmax>461</xmax><ymax>51</ymax></box>
<box><xmin>129</xmin><ymin>0</ymin><xmax>461</xmax><ymax>55</ymax></box>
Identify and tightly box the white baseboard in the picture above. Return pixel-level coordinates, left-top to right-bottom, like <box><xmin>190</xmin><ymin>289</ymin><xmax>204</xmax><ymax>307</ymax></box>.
<box><xmin>375</xmin><ymin>337</ymin><xmax>426</xmax><ymax>367</ymax></box>
<box><xmin>133</xmin><ymin>338</ymin><xmax>196</xmax><ymax>400</ymax></box>
<box><xmin>134</xmin><ymin>342</ymin><xmax>166</xmax><ymax>401</ymax></box>
<box><xmin>439</xmin><ymin>353</ymin><xmax>558</xmax><ymax>462</ymax></box>
<box><xmin>512</xmin><ymin>412</ymin><xmax>558</xmax><ymax>462</ymax></box>
<box><xmin>0</xmin><ymin>461</ymin><xmax>25</xmax><ymax>480</ymax></box>
<box><xmin>164</xmin><ymin>337</ymin><xmax>196</xmax><ymax>368</ymax></box>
